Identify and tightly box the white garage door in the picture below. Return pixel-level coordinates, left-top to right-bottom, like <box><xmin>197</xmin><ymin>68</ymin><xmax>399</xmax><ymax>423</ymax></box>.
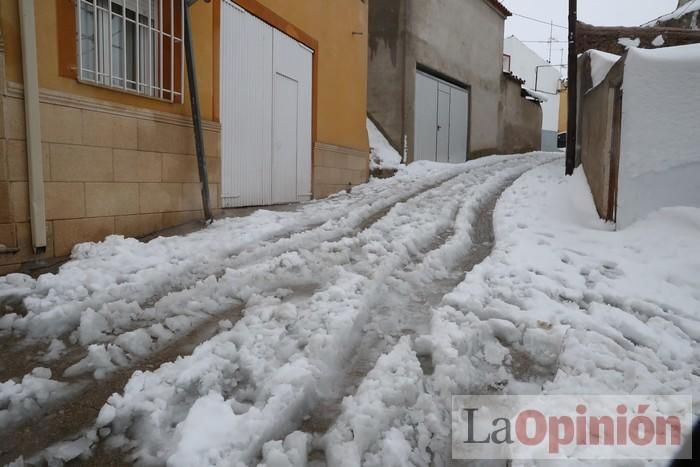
<box><xmin>414</xmin><ymin>70</ymin><xmax>469</xmax><ymax>163</ymax></box>
<box><xmin>220</xmin><ymin>0</ymin><xmax>312</xmax><ymax>208</ymax></box>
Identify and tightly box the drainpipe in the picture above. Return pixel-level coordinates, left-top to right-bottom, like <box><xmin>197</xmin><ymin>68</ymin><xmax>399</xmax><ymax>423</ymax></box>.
<box><xmin>18</xmin><ymin>0</ymin><xmax>47</xmax><ymax>252</ymax></box>
<box><xmin>184</xmin><ymin>0</ymin><xmax>213</xmax><ymax>222</ymax></box>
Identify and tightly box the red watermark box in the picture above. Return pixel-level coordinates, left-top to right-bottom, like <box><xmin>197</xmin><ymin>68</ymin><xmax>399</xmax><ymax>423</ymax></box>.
<box><xmin>452</xmin><ymin>395</ymin><xmax>694</xmax><ymax>460</ymax></box>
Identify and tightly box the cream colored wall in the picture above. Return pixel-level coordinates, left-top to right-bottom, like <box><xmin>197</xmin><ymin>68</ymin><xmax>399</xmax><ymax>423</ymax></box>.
<box><xmin>0</xmin><ymin>88</ymin><xmax>221</xmax><ymax>273</ymax></box>
<box><xmin>0</xmin><ymin>0</ymin><xmax>221</xmax><ymax>273</ymax></box>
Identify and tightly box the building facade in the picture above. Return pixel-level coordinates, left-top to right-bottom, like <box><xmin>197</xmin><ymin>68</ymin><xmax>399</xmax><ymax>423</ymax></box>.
<box><xmin>0</xmin><ymin>0</ymin><xmax>369</xmax><ymax>274</ymax></box>
<box><xmin>503</xmin><ymin>36</ymin><xmax>562</xmax><ymax>151</ymax></box>
<box><xmin>368</xmin><ymin>0</ymin><xmax>540</xmax><ymax>164</ymax></box>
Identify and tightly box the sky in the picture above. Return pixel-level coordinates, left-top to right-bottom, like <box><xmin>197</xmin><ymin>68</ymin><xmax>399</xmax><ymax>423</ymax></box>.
<box><xmin>500</xmin><ymin>0</ymin><xmax>679</xmax><ymax>66</ymax></box>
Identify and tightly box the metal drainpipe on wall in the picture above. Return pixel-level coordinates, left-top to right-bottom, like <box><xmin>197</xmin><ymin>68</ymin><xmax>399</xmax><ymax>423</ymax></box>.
<box><xmin>185</xmin><ymin>0</ymin><xmax>213</xmax><ymax>223</ymax></box>
<box><xmin>19</xmin><ymin>0</ymin><xmax>47</xmax><ymax>253</ymax></box>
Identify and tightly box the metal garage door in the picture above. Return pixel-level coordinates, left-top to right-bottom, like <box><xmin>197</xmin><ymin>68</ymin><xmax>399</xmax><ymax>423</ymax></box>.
<box><xmin>220</xmin><ymin>0</ymin><xmax>312</xmax><ymax>208</ymax></box>
<box><xmin>414</xmin><ymin>70</ymin><xmax>469</xmax><ymax>163</ymax></box>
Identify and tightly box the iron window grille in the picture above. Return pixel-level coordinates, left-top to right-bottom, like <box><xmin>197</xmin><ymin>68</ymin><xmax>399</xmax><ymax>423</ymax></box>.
<box><xmin>76</xmin><ymin>0</ymin><xmax>184</xmax><ymax>102</ymax></box>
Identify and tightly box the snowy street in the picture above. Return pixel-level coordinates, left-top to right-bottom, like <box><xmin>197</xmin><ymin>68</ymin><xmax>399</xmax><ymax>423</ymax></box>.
<box><xmin>1</xmin><ymin>152</ymin><xmax>699</xmax><ymax>466</ymax></box>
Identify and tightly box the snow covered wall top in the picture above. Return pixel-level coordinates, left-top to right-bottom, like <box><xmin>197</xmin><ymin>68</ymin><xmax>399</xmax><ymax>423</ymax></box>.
<box><xmin>617</xmin><ymin>44</ymin><xmax>700</xmax><ymax>227</ymax></box>
<box><xmin>643</xmin><ymin>0</ymin><xmax>700</xmax><ymax>28</ymax></box>
<box><xmin>587</xmin><ymin>50</ymin><xmax>620</xmax><ymax>89</ymax></box>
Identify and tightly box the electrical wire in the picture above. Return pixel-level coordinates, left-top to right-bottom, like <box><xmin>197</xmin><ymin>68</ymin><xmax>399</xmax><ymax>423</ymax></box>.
<box><xmin>511</xmin><ymin>12</ymin><xmax>568</xmax><ymax>29</ymax></box>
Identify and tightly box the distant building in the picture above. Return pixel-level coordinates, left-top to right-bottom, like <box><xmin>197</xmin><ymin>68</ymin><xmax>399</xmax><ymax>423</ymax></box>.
<box><xmin>503</xmin><ymin>36</ymin><xmax>563</xmax><ymax>151</ymax></box>
<box><xmin>367</xmin><ymin>0</ymin><xmax>541</xmax><ymax>163</ymax></box>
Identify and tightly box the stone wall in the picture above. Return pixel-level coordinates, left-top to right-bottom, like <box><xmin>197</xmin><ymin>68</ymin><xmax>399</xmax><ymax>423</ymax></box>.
<box><xmin>498</xmin><ymin>74</ymin><xmax>542</xmax><ymax>155</ymax></box>
<box><xmin>0</xmin><ymin>85</ymin><xmax>221</xmax><ymax>273</ymax></box>
<box><xmin>577</xmin><ymin>55</ymin><xmax>625</xmax><ymax>221</ymax></box>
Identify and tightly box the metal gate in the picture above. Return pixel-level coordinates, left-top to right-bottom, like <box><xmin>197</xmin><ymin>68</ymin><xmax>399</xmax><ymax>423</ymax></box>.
<box><xmin>220</xmin><ymin>1</ymin><xmax>312</xmax><ymax>207</ymax></box>
<box><xmin>414</xmin><ymin>70</ymin><xmax>469</xmax><ymax>163</ymax></box>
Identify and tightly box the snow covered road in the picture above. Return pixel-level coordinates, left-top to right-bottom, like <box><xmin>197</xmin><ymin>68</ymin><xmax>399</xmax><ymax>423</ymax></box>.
<box><xmin>2</xmin><ymin>152</ymin><xmax>697</xmax><ymax>467</ymax></box>
<box><xmin>0</xmin><ymin>153</ymin><xmax>555</xmax><ymax>465</ymax></box>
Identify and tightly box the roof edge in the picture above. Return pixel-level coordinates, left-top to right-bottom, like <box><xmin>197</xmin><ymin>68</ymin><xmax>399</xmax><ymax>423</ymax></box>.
<box><xmin>484</xmin><ymin>0</ymin><xmax>512</xmax><ymax>18</ymax></box>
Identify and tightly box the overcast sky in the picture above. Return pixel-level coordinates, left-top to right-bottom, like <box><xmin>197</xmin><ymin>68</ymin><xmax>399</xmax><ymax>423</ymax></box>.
<box><xmin>500</xmin><ymin>0</ymin><xmax>679</xmax><ymax>66</ymax></box>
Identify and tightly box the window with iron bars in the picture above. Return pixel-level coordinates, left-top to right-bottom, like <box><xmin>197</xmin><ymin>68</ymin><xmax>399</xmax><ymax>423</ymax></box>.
<box><xmin>76</xmin><ymin>0</ymin><xmax>184</xmax><ymax>102</ymax></box>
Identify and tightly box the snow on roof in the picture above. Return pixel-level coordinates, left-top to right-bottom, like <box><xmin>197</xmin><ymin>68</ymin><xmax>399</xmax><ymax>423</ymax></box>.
<box><xmin>523</xmin><ymin>88</ymin><xmax>549</xmax><ymax>102</ymax></box>
<box><xmin>618</xmin><ymin>43</ymin><xmax>700</xmax><ymax>225</ymax></box>
<box><xmin>626</xmin><ymin>41</ymin><xmax>700</xmax><ymax>62</ymax></box>
<box><xmin>586</xmin><ymin>49</ymin><xmax>621</xmax><ymax>89</ymax></box>
<box><xmin>643</xmin><ymin>0</ymin><xmax>700</xmax><ymax>26</ymax></box>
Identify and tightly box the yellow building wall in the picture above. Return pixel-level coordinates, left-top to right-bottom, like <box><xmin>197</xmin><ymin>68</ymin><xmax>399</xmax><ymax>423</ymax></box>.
<box><xmin>253</xmin><ymin>0</ymin><xmax>369</xmax><ymax>153</ymax></box>
<box><xmin>559</xmin><ymin>86</ymin><xmax>568</xmax><ymax>134</ymax></box>
<box><xmin>0</xmin><ymin>0</ymin><xmax>370</xmax><ymax>273</ymax></box>
<box><xmin>1</xmin><ymin>0</ymin><xmax>217</xmax><ymax>120</ymax></box>
<box><xmin>1</xmin><ymin>0</ymin><xmax>370</xmax><ymax>152</ymax></box>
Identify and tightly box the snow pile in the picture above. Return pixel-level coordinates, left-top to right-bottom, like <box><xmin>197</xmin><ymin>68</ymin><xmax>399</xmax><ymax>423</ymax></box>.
<box><xmin>617</xmin><ymin>44</ymin><xmax>700</xmax><ymax>227</ymax></box>
<box><xmin>522</xmin><ymin>88</ymin><xmax>549</xmax><ymax>103</ymax></box>
<box><xmin>323</xmin><ymin>337</ymin><xmax>424</xmax><ymax>467</ymax></box>
<box><xmin>418</xmin><ymin>161</ymin><xmax>699</xmax><ymax>464</ymax></box>
<box><xmin>617</xmin><ymin>37</ymin><xmax>640</xmax><ymax>49</ymax></box>
<box><xmin>643</xmin><ymin>0</ymin><xmax>700</xmax><ymax>27</ymax></box>
<box><xmin>0</xmin><ymin>368</ymin><xmax>79</xmax><ymax>431</ymax></box>
<box><xmin>367</xmin><ymin>118</ymin><xmax>403</xmax><ymax>171</ymax></box>
<box><xmin>257</xmin><ymin>432</ymin><xmax>310</xmax><ymax>467</ymax></box>
<box><xmin>0</xmin><ymin>160</ymin><xmax>464</xmax><ymax>352</ymax></box>
<box><xmin>586</xmin><ymin>49</ymin><xmax>620</xmax><ymax>89</ymax></box>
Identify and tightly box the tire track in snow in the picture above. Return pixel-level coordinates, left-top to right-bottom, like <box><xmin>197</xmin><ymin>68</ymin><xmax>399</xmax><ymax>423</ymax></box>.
<box><xmin>0</xmin><ymin>164</ymin><xmax>476</xmax><ymax>389</ymax></box>
<box><xmin>0</xmin><ymin>288</ymin><xmax>323</xmax><ymax>464</ymax></box>
<box><xmin>223</xmin><ymin>161</ymin><xmax>547</xmax><ymax>466</ymax></box>
<box><xmin>0</xmin><ymin>165</ymin><xmax>472</xmax><ymax>381</ymax></box>
<box><xmin>0</xmin><ymin>161</ymin><xmax>498</xmax><ymax>464</ymax></box>
<box><xmin>302</xmin><ymin>175</ymin><xmax>521</xmax><ymax>465</ymax></box>
<box><xmin>4</xmin><ymin>155</ymin><xmax>555</xmax><ymax>465</ymax></box>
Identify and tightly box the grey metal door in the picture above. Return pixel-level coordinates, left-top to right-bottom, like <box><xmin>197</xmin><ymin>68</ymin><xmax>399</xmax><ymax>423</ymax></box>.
<box><xmin>414</xmin><ymin>71</ymin><xmax>438</xmax><ymax>161</ymax></box>
<box><xmin>448</xmin><ymin>88</ymin><xmax>468</xmax><ymax>163</ymax></box>
<box><xmin>414</xmin><ymin>69</ymin><xmax>469</xmax><ymax>163</ymax></box>
<box><xmin>436</xmin><ymin>86</ymin><xmax>451</xmax><ymax>162</ymax></box>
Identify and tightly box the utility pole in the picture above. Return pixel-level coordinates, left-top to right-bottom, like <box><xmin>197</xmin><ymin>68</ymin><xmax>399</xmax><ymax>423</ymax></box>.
<box><xmin>184</xmin><ymin>0</ymin><xmax>213</xmax><ymax>222</ymax></box>
<box><xmin>548</xmin><ymin>20</ymin><xmax>554</xmax><ymax>63</ymax></box>
<box><xmin>565</xmin><ymin>0</ymin><xmax>577</xmax><ymax>176</ymax></box>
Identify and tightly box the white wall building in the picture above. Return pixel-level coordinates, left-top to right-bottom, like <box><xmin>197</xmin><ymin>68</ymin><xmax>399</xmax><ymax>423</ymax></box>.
<box><xmin>503</xmin><ymin>36</ymin><xmax>562</xmax><ymax>150</ymax></box>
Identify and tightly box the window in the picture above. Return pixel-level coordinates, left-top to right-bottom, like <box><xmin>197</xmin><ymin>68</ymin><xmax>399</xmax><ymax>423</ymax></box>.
<box><xmin>77</xmin><ymin>0</ymin><xmax>184</xmax><ymax>102</ymax></box>
<box><xmin>503</xmin><ymin>54</ymin><xmax>512</xmax><ymax>73</ymax></box>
